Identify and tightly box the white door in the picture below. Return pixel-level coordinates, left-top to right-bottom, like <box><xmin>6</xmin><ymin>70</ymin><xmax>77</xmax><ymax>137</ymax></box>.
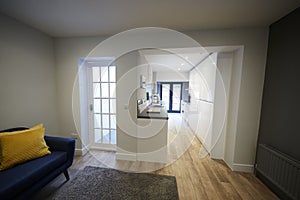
<box><xmin>87</xmin><ymin>62</ymin><xmax>117</xmax><ymax>150</ymax></box>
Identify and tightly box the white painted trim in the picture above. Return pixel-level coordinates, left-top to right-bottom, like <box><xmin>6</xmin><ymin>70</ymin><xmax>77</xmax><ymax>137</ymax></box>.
<box><xmin>116</xmin><ymin>152</ymin><xmax>137</xmax><ymax>161</ymax></box>
<box><xmin>230</xmin><ymin>47</ymin><xmax>244</xmax><ymax>168</ymax></box>
<box><xmin>116</xmin><ymin>148</ymin><xmax>167</xmax><ymax>163</ymax></box>
<box><xmin>75</xmin><ymin>148</ymin><xmax>82</xmax><ymax>156</ymax></box>
<box><xmin>89</xmin><ymin>145</ymin><xmax>116</xmax><ymax>152</ymax></box>
<box><xmin>217</xmin><ymin>158</ymin><xmax>254</xmax><ymax>173</ymax></box>
<box><xmin>210</xmin><ymin>154</ymin><xmax>223</xmax><ymax>160</ymax></box>
<box><xmin>232</xmin><ymin>163</ymin><xmax>254</xmax><ymax>173</ymax></box>
<box><xmin>75</xmin><ymin>144</ymin><xmax>90</xmax><ymax>156</ymax></box>
<box><xmin>75</xmin><ymin>148</ymin><xmax>86</xmax><ymax>156</ymax></box>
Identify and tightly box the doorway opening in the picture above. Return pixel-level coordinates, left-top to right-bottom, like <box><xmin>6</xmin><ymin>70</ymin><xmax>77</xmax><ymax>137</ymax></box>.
<box><xmin>158</xmin><ymin>82</ymin><xmax>182</xmax><ymax>113</ymax></box>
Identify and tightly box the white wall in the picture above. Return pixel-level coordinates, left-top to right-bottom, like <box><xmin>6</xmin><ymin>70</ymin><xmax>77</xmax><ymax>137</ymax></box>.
<box><xmin>54</xmin><ymin>37</ymin><xmax>106</xmax><ymax>139</ymax></box>
<box><xmin>211</xmin><ymin>52</ymin><xmax>233</xmax><ymax>160</ymax></box>
<box><xmin>50</xmin><ymin>27</ymin><xmax>268</xmax><ymax>171</ymax></box>
<box><xmin>223</xmin><ymin>48</ymin><xmax>244</xmax><ymax>170</ymax></box>
<box><xmin>186</xmin><ymin>29</ymin><xmax>268</xmax><ymax>171</ymax></box>
<box><xmin>116</xmin><ymin>51</ymin><xmax>139</xmax><ymax>157</ymax></box>
<box><xmin>53</xmin><ymin>28</ymin><xmax>268</xmax><ymax>171</ymax></box>
<box><xmin>0</xmin><ymin>13</ymin><xmax>58</xmax><ymax>134</ymax></box>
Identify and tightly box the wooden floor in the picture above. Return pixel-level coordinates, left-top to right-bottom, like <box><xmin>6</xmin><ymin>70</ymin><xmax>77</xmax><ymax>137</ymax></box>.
<box><xmin>155</xmin><ymin>139</ymin><xmax>278</xmax><ymax>200</ymax></box>
<box><xmin>68</xmin><ymin>139</ymin><xmax>278</xmax><ymax>200</ymax></box>
<box><xmin>34</xmin><ymin>114</ymin><xmax>278</xmax><ymax>200</ymax></box>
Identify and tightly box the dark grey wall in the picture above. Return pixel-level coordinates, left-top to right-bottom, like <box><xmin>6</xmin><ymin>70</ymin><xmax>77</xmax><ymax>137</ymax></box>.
<box><xmin>258</xmin><ymin>7</ymin><xmax>300</xmax><ymax>161</ymax></box>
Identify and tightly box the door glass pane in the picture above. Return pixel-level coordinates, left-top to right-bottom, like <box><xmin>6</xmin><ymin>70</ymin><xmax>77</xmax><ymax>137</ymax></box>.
<box><xmin>110</xmin><ymin>115</ymin><xmax>116</xmax><ymax>129</ymax></box>
<box><xmin>93</xmin><ymin>67</ymin><xmax>100</xmax><ymax>82</ymax></box>
<box><xmin>172</xmin><ymin>84</ymin><xmax>181</xmax><ymax>111</ymax></box>
<box><xmin>94</xmin><ymin>114</ymin><xmax>101</xmax><ymax>128</ymax></box>
<box><xmin>93</xmin><ymin>83</ymin><xmax>100</xmax><ymax>98</ymax></box>
<box><xmin>162</xmin><ymin>84</ymin><xmax>170</xmax><ymax>110</ymax></box>
<box><xmin>110</xmin><ymin>83</ymin><xmax>116</xmax><ymax>98</ymax></box>
<box><xmin>94</xmin><ymin>129</ymin><xmax>102</xmax><ymax>143</ymax></box>
<box><xmin>102</xmin><ymin>114</ymin><xmax>109</xmax><ymax>129</ymax></box>
<box><xmin>109</xmin><ymin>66</ymin><xmax>116</xmax><ymax>82</ymax></box>
<box><xmin>101</xmin><ymin>66</ymin><xmax>109</xmax><ymax>82</ymax></box>
<box><xmin>101</xmin><ymin>83</ymin><xmax>109</xmax><ymax>98</ymax></box>
<box><xmin>110</xmin><ymin>99</ymin><xmax>116</xmax><ymax>114</ymax></box>
<box><xmin>111</xmin><ymin>129</ymin><xmax>116</xmax><ymax>144</ymax></box>
<box><xmin>94</xmin><ymin>99</ymin><xmax>101</xmax><ymax>113</ymax></box>
<box><xmin>102</xmin><ymin>99</ymin><xmax>109</xmax><ymax>113</ymax></box>
<box><xmin>102</xmin><ymin>130</ymin><xmax>110</xmax><ymax>144</ymax></box>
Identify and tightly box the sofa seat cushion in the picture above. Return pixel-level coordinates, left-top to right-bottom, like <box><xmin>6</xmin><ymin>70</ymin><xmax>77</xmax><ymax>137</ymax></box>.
<box><xmin>0</xmin><ymin>151</ymin><xmax>67</xmax><ymax>199</ymax></box>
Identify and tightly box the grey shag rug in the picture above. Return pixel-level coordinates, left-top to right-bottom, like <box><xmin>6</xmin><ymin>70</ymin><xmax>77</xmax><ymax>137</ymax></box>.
<box><xmin>52</xmin><ymin>166</ymin><xmax>179</xmax><ymax>200</ymax></box>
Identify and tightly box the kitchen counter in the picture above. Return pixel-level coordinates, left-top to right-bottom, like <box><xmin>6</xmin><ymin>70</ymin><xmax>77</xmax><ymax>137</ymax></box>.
<box><xmin>136</xmin><ymin>104</ymin><xmax>168</xmax><ymax>163</ymax></box>
<box><xmin>137</xmin><ymin>105</ymin><xmax>168</xmax><ymax>120</ymax></box>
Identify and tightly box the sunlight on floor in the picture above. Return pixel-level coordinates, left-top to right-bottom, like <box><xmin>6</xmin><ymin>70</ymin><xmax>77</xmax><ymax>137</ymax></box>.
<box><xmin>167</xmin><ymin>113</ymin><xmax>195</xmax><ymax>163</ymax></box>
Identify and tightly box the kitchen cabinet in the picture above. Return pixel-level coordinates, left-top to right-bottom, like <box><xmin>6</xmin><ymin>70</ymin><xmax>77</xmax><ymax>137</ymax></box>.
<box><xmin>137</xmin><ymin>63</ymin><xmax>153</xmax><ymax>87</ymax></box>
<box><xmin>137</xmin><ymin>118</ymin><xmax>168</xmax><ymax>163</ymax></box>
<box><xmin>181</xmin><ymin>101</ymin><xmax>189</xmax><ymax>122</ymax></box>
<box><xmin>147</xmin><ymin>64</ymin><xmax>153</xmax><ymax>84</ymax></box>
<box><xmin>186</xmin><ymin>53</ymin><xmax>217</xmax><ymax>153</ymax></box>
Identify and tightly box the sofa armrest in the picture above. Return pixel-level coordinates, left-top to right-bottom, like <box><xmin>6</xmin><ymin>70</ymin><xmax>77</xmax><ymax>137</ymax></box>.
<box><xmin>44</xmin><ymin>136</ymin><xmax>76</xmax><ymax>167</ymax></box>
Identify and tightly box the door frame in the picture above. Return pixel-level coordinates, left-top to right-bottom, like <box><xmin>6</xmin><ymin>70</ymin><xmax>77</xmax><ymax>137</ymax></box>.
<box><xmin>86</xmin><ymin>59</ymin><xmax>117</xmax><ymax>151</ymax></box>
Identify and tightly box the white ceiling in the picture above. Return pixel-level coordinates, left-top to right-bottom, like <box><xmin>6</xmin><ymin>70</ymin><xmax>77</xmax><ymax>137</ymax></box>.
<box><xmin>140</xmin><ymin>46</ymin><xmax>243</xmax><ymax>72</ymax></box>
<box><xmin>140</xmin><ymin>48</ymin><xmax>210</xmax><ymax>72</ymax></box>
<box><xmin>0</xmin><ymin>0</ymin><xmax>299</xmax><ymax>37</ymax></box>
<box><xmin>144</xmin><ymin>53</ymin><xmax>203</xmax><ymax>72</ymax></box>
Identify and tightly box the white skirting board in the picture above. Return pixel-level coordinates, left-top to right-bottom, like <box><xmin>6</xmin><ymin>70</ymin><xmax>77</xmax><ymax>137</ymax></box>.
<box><xmin>75</xmin><ymin>145</ymin><xmax>89</xmax><ymax>156</ymax></box>
<box><xmin>115</xmin><ymin>152</ymin><xmax>137</xmax><ymax>161</ymax></box>
<box><xmin>116</xmin><ymin>148</ymin><xmax>167</xmax><ymax>164</ymax></box>
<box><xmin>231</xmin><ymin>163</ymin><xmax>254</xmax><ymax>173</ymax></box>
<box><xmin>223</xmin><ymin>159</ymin><xmax>254</xmax><ymax>173</ymax></box>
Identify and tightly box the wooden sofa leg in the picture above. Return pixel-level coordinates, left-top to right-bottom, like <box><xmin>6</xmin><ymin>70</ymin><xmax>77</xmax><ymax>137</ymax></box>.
<box><xmin>63</xmin><ymin>170</ymin><xmax>70</xmax><ymax>181</ymax></box>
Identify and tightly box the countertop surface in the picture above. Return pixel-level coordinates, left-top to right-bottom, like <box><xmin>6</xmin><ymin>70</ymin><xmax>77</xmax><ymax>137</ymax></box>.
<box><xmin>137</xmin><ymin>105</ymin><xmax>168</xmax><ymax>120</ymax></box>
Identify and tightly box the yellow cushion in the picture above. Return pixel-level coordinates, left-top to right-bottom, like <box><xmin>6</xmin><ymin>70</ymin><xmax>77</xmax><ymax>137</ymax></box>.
<box><xmin>0</xmin><ymin>125</ymin><xmax>50</xmax><ymax>171</ymax></box>
<box><xmin>30</xmin><ymin>123</ymin><xmax>44</xmax><ymax>130</ymax></box>
<box><xmin>0</xmin><ymin>124</ymin><xmax>45</xmax><ymax>164</ymax></box>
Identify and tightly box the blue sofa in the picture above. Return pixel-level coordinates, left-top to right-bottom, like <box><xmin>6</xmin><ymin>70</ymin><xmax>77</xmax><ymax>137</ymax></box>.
<box><xmin>0</xmin><ymin>127</ymin><xmax>76</xmax><ymax>200</ymax></box>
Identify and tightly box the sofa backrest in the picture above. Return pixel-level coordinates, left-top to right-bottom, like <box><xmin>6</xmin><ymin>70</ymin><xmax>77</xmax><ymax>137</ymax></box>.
<box><xmin>0</xmin><ymin>127</ymin><xmax>29</xmax><ymax>133</ymax></box>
